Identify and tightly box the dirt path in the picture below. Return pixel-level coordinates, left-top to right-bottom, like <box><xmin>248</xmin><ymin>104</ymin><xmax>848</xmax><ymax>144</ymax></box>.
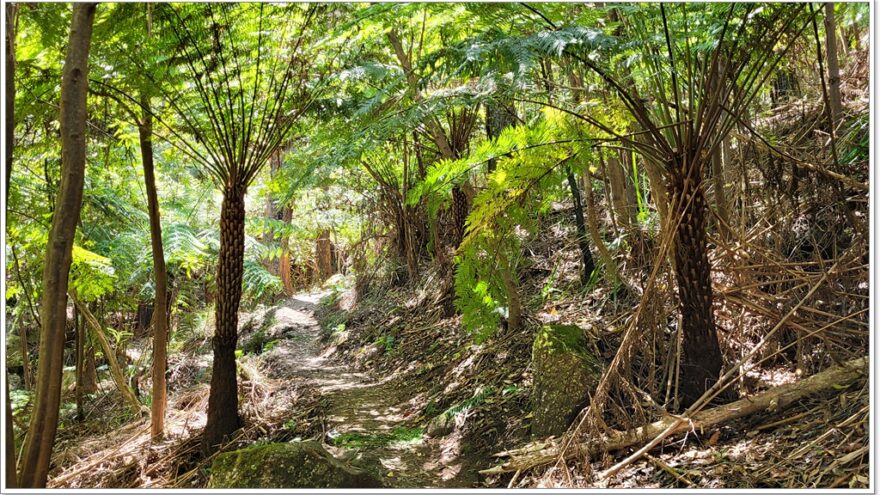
<box><xmin>257</xmin><ymin>294</ymin><xmax>480</xmax><ymax>488</ymax></box>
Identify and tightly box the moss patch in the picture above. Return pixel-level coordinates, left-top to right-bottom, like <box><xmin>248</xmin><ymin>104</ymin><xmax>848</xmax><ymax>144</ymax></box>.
<box><xmin>331</xmin><ymin>427</ymin><xmax>423</xmax><ymax>449</ymax></box>
<box><xmin>208</xmin><ymin>441</ymin><xmax>382</xmax><ymax>488</ymax></box>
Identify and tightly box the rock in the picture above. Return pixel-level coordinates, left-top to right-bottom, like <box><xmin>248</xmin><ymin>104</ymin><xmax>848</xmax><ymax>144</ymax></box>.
<box><xmin>208</xmin><ymin>441</ymin><xmax>383</xmax><ymax>488</ymax></box>
<box><xmin>425</xmin><ymin>413</ymin><xmax>455</xmax><ymax>437</ymax></box>
<box><xmin>530</xmin><ymin>324</ymin><xmax>602</xmax><ymax>438</ymax></box>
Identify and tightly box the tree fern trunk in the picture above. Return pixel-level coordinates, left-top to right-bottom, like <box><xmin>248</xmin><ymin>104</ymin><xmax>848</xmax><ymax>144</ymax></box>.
<box><xmin>203</xmin><ymin>185</ymin><xmax>245</xmax><ymax>451</ymax></box>
<box><xmin>669</xmin><ymin>156</ymin><xmax>723</xmax><ymax>408</ymax></box>
<box><xmin>451</xmin><ymin>185</ymin><xmax>468</xmax><ymax>247</ymax></box>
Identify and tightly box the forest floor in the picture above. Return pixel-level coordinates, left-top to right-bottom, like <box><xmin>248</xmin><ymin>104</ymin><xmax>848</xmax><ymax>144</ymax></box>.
<box><xmin>253</xmin><ymin>293</ymin><xmax>481</xmax><ymax>488</ymax></box>
<box><xmin>45</xmin><ymin>292</ymin><xmax>484</xmax><ymax>488</ymax></box>
<box><xmin>45</xmin><ymin>283</ymin><xmax>868</xmax><ymax>489</ymax></box>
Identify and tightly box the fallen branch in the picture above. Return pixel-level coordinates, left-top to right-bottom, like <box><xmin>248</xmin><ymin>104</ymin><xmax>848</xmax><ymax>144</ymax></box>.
<box><xmin>480</xmin><ymin>356</ymin><xmax>867</xmax><ymax>475</ymax></box>
<box><xmin>71</xmin><ymin>293</ymin><xmax>144</xmax><ymax>414</ymax></box>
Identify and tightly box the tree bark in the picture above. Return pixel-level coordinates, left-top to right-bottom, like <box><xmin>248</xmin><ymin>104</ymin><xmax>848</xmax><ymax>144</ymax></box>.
<box><xmin>19</xmin><ymin>4</ymin><xmax>96</xmax><ymax>487</ymax></box>
<box><xmin>139</xmin><ymin>95</ymin><xmax>168</xmax><ymax>440</ymax></box>
<box><xmin>668</xmin><ymin>154</ymin><xmax>723</xmax><ymax>408</ymax></box>
<box><xmin>203</xmin><ymin>184</ymin><xmax>246</xmax><ymax>451</ymax></box>
<box><xmin>5</xmin><ymin>3</ymin><xmax>17</xmax><ymax>201</ymax></box>
<box><xmin>824</xmin><ymin>3</ymin><xmax>843</xmax><ymax>127</ymax></box>
<box><xmin>566</xmin><ymin>172</ymin><xmax>596</xmax><ymax>284</ymax></box>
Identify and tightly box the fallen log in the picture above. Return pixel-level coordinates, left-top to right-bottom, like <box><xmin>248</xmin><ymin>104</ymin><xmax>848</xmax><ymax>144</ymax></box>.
<box><xmin>480</xmin><ymin>356</ymin><xmax>867</xmax><ymax>476</ymax></box>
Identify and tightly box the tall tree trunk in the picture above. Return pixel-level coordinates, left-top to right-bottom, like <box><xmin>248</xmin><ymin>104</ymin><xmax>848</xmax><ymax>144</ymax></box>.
<box><xmin>139</xmin><ymin>95</ymin><xmax>168</xmax><ymax>440</ymax></box>
<box><xmin>5</xmin><ymin>3</ymin><xmax>17</xmax><ymax>201</ymax></box>
<box><xmin>203</xmin><ymin>184</ymin><xmax>246</xmax><ymax>451</ymax></box>
<box><xmin>19</xmin><ymin>4</ymin><xmax>96</xmax><ymax>487</ymax></box>
<box><xmin>824</xmin><ymin>3</ymin><xmax>843</xmax><ymax>128</ymax></box>
<box><xmin>315</xmin><ymin>229</ymin><xmax>335</xmax><ymax>282</ymax></box>
<box><xmin>566</xmin><ymin>172</ymin><xmax>596</xmax><ymax>284</ymax></box>
<box><xmin>5</xmin><ymin>381</ymin><xmax>16</xmax><ymax>488</ymax></box>
<box><xmin>668</xmin><ymin>154</ymin><xmax>723</xmax><ymax>408</ymax></box>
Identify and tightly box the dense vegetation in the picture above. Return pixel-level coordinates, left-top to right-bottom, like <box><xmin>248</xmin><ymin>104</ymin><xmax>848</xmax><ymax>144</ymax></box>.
<box><xmin>4</xmin><ymin>2</ymin><xmax>870</xmax><ymax>489</ymax></box>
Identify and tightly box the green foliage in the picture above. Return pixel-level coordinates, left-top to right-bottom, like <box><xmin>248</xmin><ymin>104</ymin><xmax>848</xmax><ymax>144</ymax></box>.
<box><xmin>441</xmin><ymin>111</ymin><xmax>597</xmax><ymax>341</ymax></box>
<box><xmin>242</xmin><ymin>260</ymin><xmax>283</xmax><ymax>304</ymax></box>
<box><xmin>69</xmin><ymin>245</ymin><xmax>117</xmax><ymax>302</ymax></box>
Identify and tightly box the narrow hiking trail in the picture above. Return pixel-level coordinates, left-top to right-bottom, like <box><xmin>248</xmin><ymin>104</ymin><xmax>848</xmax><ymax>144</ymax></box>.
<box><xmin>255</xmin><ymin>293</ymin><xmax>481</xmax><ymax>488</ymax></box>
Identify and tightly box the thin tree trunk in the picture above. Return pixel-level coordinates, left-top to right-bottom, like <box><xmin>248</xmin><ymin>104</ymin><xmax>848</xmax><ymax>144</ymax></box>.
<box><xmin>203</xmin><ymin>185</ymin><xmax>246</xmax><ymax>451</ymax></box>
<box><xmin>5</xmin><ymin>3</ymin><xmax>17</xmax><ymax>201</ymax></box>
<box><xmin>668</xmin><ymin>155</ymin><xmax>723</xmax><ymax>408</ymax></box>
<box><xmin>824</xmin><ymin>3</ymin><xmax>843</xmax><ymax>127</ymax></box>
<box><xmin>566</xmin><ymin>172</ymin><xmax>596</xmax><ymax>284</ymax></box>
<box><xmin>5</xmin><ymin>381</ymin><xmax>16</xmax><ymax>488</ymax></box>
<box><xmin>279</xmin><ymin>205</ymin><xmax>294</xmax><ymax>295</ymax></box>
<box><xmin>19</xmin><ymin>4</ymin><xmax>96</xmax><ymax>487</ymax></box>
<box><xmin>18</xmin><ymin>324</ymin><xmax>30</xmax><ymax>391</ymax></box>
<box><xmin>74</xmin><ymin>306</ymin><xmax>85</xmax><ymax>420</ymax></box>
<box><xmin>80</xmin><ymin>337</ymin><xmax>97</xmax><ymax>395</ymax></box>
<box><xmin>583</xmin><ymin>168</ymin><xmax>622</xmax><ymax>285</ymax></box>
<box><xmin>139</xmin><ymin>95</ymin><xmax>168</xmax><ymax>440</ymax></box>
